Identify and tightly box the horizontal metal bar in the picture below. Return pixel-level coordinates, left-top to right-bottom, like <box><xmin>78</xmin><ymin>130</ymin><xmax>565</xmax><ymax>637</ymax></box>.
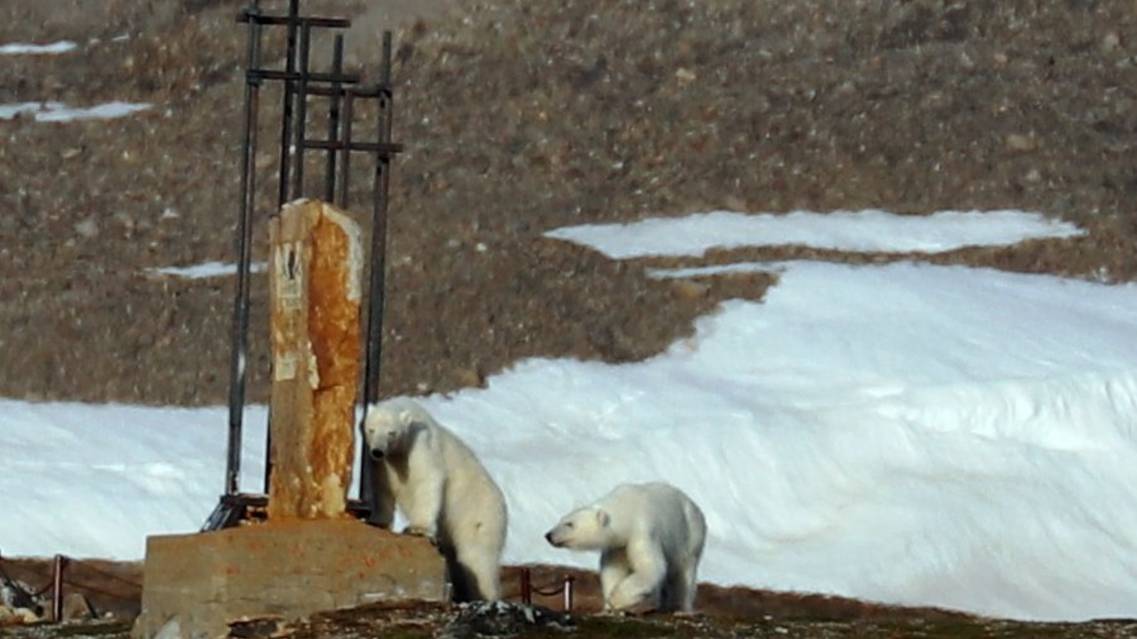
<box><xmin>303</xmin><ymin>139</ymin><xmax>404</xmax><ymax>154</ymax></box>
<box><xmin>237</xmin><ymin>11</ymin><xmax>351</xmax><ymax>28</ymax></box>
<box><xmin>247</xmin><ymin>68</ymin><xmax>361</xmax><ymax>84</ymax></box>
<box><xmin>305</xmin><ymin>84</ymin><xmax>393</xmax><ymax>98</ymax></box>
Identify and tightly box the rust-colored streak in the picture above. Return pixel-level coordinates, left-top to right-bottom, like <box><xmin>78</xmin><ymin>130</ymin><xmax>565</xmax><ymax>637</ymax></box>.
<box><xmin>266</xmin><ymin>200</ymin><xmax>362</xmax><ymax>521</ymax></box>
<box><xmin>309</xmin><ymin>211</ymin><xmax>360</xmax><ymax>517</ymax></box>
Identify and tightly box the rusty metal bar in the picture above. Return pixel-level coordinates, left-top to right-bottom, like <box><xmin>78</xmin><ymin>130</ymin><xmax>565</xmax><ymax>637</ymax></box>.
<box><xmin>359</xmin><ymin>31</ymin><xmax>395</xmax><ymax>508</ymax></box>
<box><xmin>290</xmin><ymin>21</ymin><xmax>312</xmax><ymax>199</ymax></box>
<box><xmin>263</xmin><ymin>0</ymin><xmax>301</xmax><ymax>494</ymax></box>
<box><xmin>305</xmin><ymin>84</ymin><xmax>383</xmax><ymax>98</ymax></box>
<box><xmin>237</xmin><ymin>12</ymin><xmax>351</xmax><ymax>28</ymax></box>
<box><xmin>520</xmin><ymin>568</ymin><xmax>532</xmax><ymax>605</ymax></box>
<box><xmin>363</xmin><ymin>30</ymin><xmax>394</xmax><ymax>407</ymax></box>
<box><xmin>225</xmin><ymin>0</ymin><xmax>262</xmax><ymax>498</ymax></box>
<box><xmin>336</xmin><ymin>91</ymin><xmax>354</xmax><ymax>208</ymax></box>
<box><xmin>50</xmin><ymin>555</ymin><xmax>65</xmax><ymax>622</ymax></box>
<box><xmin>247</xmin><ymin>68</ymin><xmax>360</xmax><ymax>84</ymax></box>
<box><xmin>303</xmin><ymin>139</ymin><xmax>403</xmax><ymax>154</ymax></box>
<box><xmin>276</xmin><ymin>0</ymin><xmax>300</xmax><ymax>208</ymax></box>
<box><xmin>324</xmin><ymin>34</ymin><xmax>344</xmax><ymax>202</ymax></box>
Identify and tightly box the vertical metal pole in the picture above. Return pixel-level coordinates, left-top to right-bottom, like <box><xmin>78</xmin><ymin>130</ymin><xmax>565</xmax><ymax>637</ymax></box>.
<box><xmin>225</xmin><ymin>1</ymin><xmax>262</xmax><ymax>498</ymax></box>
<box><xmin>263</xmin><ymin>0</ymin><xmax>299</xmax><ymax>496</ymax></box>
<box><xmin>276</xmin><ymin>0</ymin><xmax>300</xmax><ymax>207</ymax></box>
<box><xmin>324</xmin><ymin>35</ymin><xmax>344</xmax><ymax>202</ymax></box>
<box><xmin>363</xmin><ymin>30</ymin><xmax>394</xmax><ymax>407</ymax></box>
<box><xmin>563</xmin><ymin>576</ymin><xmax>574</xmax><ymax>612</ymax></box>
<box><xmin>50</xmin><ymin>555</ymin><xmax>65</xmax><ymax>622</ymax></box>
<box><xmin>336</xmin><ymin>92</ymin><xmax>353</xmax><ymax>209</ymax></box>
<box><xmin>520</xmin><ymin>568</ymin><xmax>532</xmax><ymax>605</ymax></box>
<box><xmin>359</xmin><ymin>31</ymin><xmax>394</xmax><ymax>506</ymax></box>
<box><xmin>290</xmin><ymin>21</ymin><xmax>312</xmax><ymax>200</ymax></box>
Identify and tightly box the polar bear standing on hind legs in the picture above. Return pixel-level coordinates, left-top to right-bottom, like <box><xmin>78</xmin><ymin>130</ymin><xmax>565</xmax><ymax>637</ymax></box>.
<box><xmin>363</xmin><ymin>397</ymin><xmax>507</xmax><ymax>601</ymax></box>
<box><xmin>545</xmin><ymin>482</ymin><xmax>706</xmax><ymax>613</ymax></box>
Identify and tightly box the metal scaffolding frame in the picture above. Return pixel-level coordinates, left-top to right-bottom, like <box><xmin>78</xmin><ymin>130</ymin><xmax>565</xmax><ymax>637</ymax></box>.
<box><xmin>203</xmin><ymin>0</ymin><xmax>402</xmax><ymax>531</ymax></box>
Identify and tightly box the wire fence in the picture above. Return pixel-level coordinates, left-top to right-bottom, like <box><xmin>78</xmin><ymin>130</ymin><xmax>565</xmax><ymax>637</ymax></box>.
<box><xmin>0</xmin><ymin>550</ymin><xmax>142</xmax><ymax>622</ymax></box>
<box><xmin>6</xmin><ymin>551</ymin><xmax>576</xmax><ymax>619</ymax></box>
<box><xmin>506</xmin><ymin>567</ymin><xmax>575</xmax><ymax>611</ymax></box>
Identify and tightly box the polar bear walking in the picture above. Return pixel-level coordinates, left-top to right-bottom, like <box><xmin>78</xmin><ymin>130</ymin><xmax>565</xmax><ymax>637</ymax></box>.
<box><xmin>545</xmin><ymin>482</ymin><xmax>706</xmax><ymax>613</ymax></box>
<box><xmin>363</xmin><ymin>397</ymin><xmax>507</xmax><ymax>601</ymax></box>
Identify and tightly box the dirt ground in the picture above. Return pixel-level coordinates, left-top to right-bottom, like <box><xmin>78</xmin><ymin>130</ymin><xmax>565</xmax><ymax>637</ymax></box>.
<box><xmin>2</xmin><ymin>0</ymin><xmax>1136</xmax><ymax>405</ymax></box>
<box><xmin>5</xmin><ymin>558</ymin><xmax>1136</xmax><ymax>639</ymax></box>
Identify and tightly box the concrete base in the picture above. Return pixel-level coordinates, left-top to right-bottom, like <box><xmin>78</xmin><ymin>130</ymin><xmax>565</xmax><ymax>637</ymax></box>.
<box><xmin>133</xmin><ymin>519</ymin><xmax>447</xmax><ymax>639</ymax></box>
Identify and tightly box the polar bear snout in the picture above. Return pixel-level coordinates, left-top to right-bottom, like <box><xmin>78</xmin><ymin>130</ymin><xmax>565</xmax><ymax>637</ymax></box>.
<box><xmin>545</xmin><ymin>528</ymin><xmax>568</xmax><ymax>548</ymax></box>
<box><xmin>369</xmin><ymin>446</ymin><xmax>385</xmax><ymax>460</ymax></box>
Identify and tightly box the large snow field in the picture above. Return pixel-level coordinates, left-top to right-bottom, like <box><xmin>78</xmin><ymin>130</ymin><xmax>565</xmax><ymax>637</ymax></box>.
<box><xmin>1</xmin><ymin>210</ymin><xmax>1134</xmax><ymax>622</ymax></box>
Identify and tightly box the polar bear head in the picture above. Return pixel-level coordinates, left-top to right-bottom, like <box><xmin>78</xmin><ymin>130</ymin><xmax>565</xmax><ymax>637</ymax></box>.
<box><xmin>363</xmin><ymin>398</ymin><xmax>431</xmax><ymax>460</ymax></box>
<box><xmin>544</xmin><ymin>506</ymin><xmax>616</xmax><ymax>551</ymax></box>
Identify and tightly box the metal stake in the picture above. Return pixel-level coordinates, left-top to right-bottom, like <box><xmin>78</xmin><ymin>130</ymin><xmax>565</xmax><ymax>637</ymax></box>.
<box><xmin>336</xmin><ymin>91</ymin><xmax>354</xmax><ymax>208</ymax></box>
<box><xmin>563</xmin><ymin>576</ymin><xmax>574</xmax><ymax>612</ymax></box>
<box><xmin>276</xmin><ymin>0</ymin><xmax>300</xmax><ymax>207</ymax></box>
<box><xmin>225</xmin><ymin>0</ymin><xmax>262</xmax><ymax>497</ymax></box>
<box><xmin>520</xmin><ymin>567</ymin><xmax>532</xmax><ymax>605</ymax></box>
<box><xmin>50</xmin><ymin>555</ymin><xmax>65</xmax><ymax>622</ymax></box>
<box><xmin>324</xmin><ymin>35</ymin><xmax>344</xmax><ymax>202</ymax></box>
<box><xmin>360</xmin><ymin>31</ymin><xmax>395</xmax><ymax>509</ymax></box>
<box><xmin>290</xmin><ymin>21</ymin><xmax>312</xmax><ymax>199</ymax></box>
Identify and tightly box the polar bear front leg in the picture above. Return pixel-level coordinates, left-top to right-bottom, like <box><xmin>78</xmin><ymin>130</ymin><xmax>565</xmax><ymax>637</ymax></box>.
<box><xmin>403</xmin><ymin>473</ymin><xmax>444</xmax><ymax>542</ymax></box>
<box><xmin>599</xmin><ymin>549</ymin><xmax>632</xmax><ymax>611</ymax></box>
<box><xmin>609</xmin><ymin>540</ymin><xmax>666</xmax><ymax>612</ymax></box>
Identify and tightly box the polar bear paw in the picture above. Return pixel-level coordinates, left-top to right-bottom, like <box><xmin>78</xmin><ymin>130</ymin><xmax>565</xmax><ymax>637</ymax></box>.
<box><xmin>402</xmin><ymin>525</ymin><xmax>439</xmax><ymax>545</ymax></box>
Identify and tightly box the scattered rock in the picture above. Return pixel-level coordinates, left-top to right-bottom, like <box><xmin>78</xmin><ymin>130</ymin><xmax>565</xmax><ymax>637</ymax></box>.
<box><xmin>441</xmin><ymin>600</ymin><xmax>574</xmax><ymax>639</ymax></box>
<box><xmin>1102</xmin><ymin>32</ymin><xmax>1121</xmax><ymax>53</ymax></box>
<box><xmin>153</xmin><ymin>616</ymin><xmax>182</xmax><ymax>639</ymax></box>
<box><xmin>1005</xmin><ymin>133</ymin><xmax>1039</xmax><ymax>152</ymax></box>
<box><xmin>61</xmin><ymin>592</ymin><xmax>96</xmax><ymax>622</ymax></box>
<box><xmin>453</xmin><ymin>367</ymin><xmax>484</xmax><ymax>388</ymax></box>
<box><xmin>1</xmin><ymin>577</ymin><xmax>45</xmax><ymax>616</ymax></box>
<box><xmin>671</xmin><ymin>279</ymin><xmax>710</xmax><ymax>300</ymax></box>
<box><xmin>227</xmin><ymin>615</ymin><xmax>291</xmax><ymax>639</ymax></box>
<box><xmin>0</xmin><ymin>605</ymin><xmax>40</xmax><ymax>626</ymax></box>
<box><xmin>74</xmin><ymin>217</ymin><xmax>100</xmax><ymax>239</ymax></box>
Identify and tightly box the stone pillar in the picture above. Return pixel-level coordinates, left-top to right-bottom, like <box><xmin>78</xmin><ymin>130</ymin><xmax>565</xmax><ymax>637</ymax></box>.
<box><xmin>267</xmin><ymin>199</ymin><xmax>363</xmax><ymax>520</ymax></box>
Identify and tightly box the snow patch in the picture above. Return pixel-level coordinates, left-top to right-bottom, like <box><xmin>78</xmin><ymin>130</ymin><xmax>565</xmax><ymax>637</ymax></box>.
<box><xmin>0</xmin><ymin>41</ymin><xmax>77</xmax><ymax>55</ymax></box>
<box><xmin>546</xmin><ymin>209</ymin><xmax>1084</xmax><ymax>259</ymax></box>
<box><xmin>148</xmin><ymin>261</ymin><xmax>267</xmax><ymax>280</ymax></box>
<box><xmin>0</xmin><ymin>101</ymin><xmax>151</xmax><ymax>122</ymax></box>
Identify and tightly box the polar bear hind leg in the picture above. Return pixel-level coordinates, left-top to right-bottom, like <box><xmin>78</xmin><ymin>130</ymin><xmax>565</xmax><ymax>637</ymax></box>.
<box><xmin>668</xmin><ymin>556</ymin><xmax>699</xmax><ymax>613</ymax></box>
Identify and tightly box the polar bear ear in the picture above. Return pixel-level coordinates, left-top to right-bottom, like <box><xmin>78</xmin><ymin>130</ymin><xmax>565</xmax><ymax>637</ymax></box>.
<box><xmin>595</xmin><ymin>509</ymin><xmax>610</xmax><ymax>527</ymax></box>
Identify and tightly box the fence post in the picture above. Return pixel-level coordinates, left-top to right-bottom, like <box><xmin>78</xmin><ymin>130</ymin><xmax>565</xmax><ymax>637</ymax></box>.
<box><xmin>51</xmin><ymin>554</ymin><xmax>66</xmax><ymax>622</ymax></box>
<box><xmin>563</xmin><ymin>575</ymin><xmax>574</xmax><ymax>612</ymax></box>
<box><xmin>520</xmin><ymin>567</ymin><xmax>532</xmax><ymax>605</ymax></box>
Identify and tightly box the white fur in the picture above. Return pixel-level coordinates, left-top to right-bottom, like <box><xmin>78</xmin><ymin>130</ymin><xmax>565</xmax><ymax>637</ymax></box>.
<box><xmin>546</xmin><ymin>482</ymin><xmax>706</xmax><ymax>612</ymax></box>
<box><xmin>363</xmin><ymin>397</ymin><xmax>507</xmax><ymax>601</ymax></box>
